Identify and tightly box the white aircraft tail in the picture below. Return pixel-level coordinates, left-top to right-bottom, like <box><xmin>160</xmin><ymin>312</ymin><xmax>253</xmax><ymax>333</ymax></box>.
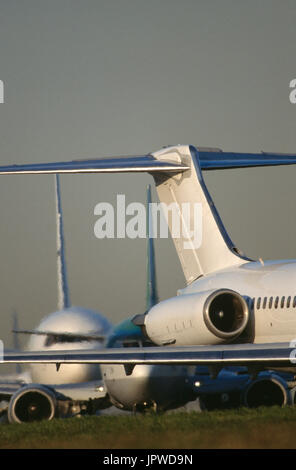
<box><xmin>2</xmin><ymin>144</ymin><xmax>294</xmax><ymax>284</ymax></box>
<box><xmin>151</xmin><ymin>146</ymin><xmax>250</xmax><ymax>283</ymax></box>
<box><xmin>55</xmin><ymin>174</ymin><xmax>71</xmax><ymax>309</ymax></box>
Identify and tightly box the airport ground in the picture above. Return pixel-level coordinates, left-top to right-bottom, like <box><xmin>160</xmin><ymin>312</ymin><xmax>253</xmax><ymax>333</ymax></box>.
<box><xmin>1</xmin><ymin>406</ymin><xmax>296</xmax><ymax>449</ymax></box>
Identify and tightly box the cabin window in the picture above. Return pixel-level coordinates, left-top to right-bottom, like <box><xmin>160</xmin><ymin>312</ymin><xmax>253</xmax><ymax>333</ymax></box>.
<box><xmin>293</xmin><ymin>296</ymin><xmax>296</xmax><ymax>308</ymax></box>
<box><xmin>281</xmin><ymin>296</ymin><xmax>285</xmax><ymax>308</ymax></box>
<box><xmin>256</xmin><ymin>297</ymin><xmax>261</xmax><ymax>309</ymax></box>
<box><xmin>262</xmin><ymin>297</ymin><xmax>267</xmax><ymax>309</ymax></box>
<box><xmin>287</xmin><ymin>296</ymin><xmax>291</xmax><ymax>308</ymax></box>
<box><xmin>274</xmin><ymin>296</ymin><xmax>279</xmax><ymax>309</ymax></box>
<box><xmin>269</xmin><ymin>297</ymin><xmax>273</xmax><ymax>309</ymax></box>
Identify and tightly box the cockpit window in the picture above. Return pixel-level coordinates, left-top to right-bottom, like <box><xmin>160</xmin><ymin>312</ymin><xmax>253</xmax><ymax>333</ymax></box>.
<box><xmin>45</xmin><ymin>334</ymin><xmax>92</xmax><ymax>347</ymax></box>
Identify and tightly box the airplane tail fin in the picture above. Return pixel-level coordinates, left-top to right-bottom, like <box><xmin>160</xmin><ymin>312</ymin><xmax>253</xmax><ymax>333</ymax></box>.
<box><xmin>12</xmin><ymin>310</ymin><xmax>22</xmax><ymax>374</ymax></box>
<box><xmin>1</xmin><ymin>145</ymin><xmax>296</xmax><ymax>284</ymax></box>
<box><xmin>151</xmin><ymin>146</ymin><xmax>251</xmax><ymax>283</ymax></box>
<box><xmin>55</xmin><ymin>174</ymin><xmax>71</xmax><ymax>310</ymax></box>
<box><xmin>146</xmin><ymin>185</ymin><xmax>158</xmax><ymax>310</ymax></box>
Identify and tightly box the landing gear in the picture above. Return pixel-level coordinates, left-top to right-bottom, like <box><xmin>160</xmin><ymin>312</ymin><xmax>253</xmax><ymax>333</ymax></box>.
<box><xmin>132</xmin><ymin>400</ymin><xmax>158</xmax><ymax>414</ymax></box>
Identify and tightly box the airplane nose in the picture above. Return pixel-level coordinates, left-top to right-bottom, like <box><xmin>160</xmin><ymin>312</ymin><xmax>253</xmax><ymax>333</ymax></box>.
<box><xmin>103</xmin><ymin>364</ymin><xmax>196</xmax><ymax>411</ymax></box>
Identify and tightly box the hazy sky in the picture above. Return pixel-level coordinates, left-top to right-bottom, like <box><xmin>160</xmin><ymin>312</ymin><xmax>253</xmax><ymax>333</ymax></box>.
<box><xmin>0</xmin><ymin>0</ymin><xmax>295</xmax><ymax>348</ymax></box>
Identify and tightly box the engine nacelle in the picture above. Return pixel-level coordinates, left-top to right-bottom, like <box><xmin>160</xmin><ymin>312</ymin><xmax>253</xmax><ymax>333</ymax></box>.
<box><xmin>144</xmin><ymin>289</ymin><xmax>249</xmax><ymax>346</ymax></box>
<box><xmin>8</xmin><ymin>384</ymin><xmax>57</xmax><ymax>423</ymax></box>
<box><xmin>243</xmin><ymin>374</ymin><xmax>292</xmax><ymax>408</ymax></box>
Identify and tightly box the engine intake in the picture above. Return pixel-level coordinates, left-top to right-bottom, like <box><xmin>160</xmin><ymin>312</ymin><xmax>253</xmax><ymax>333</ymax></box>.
<box><xmin>8</xmin><ymin>384</ymin><xmax>57</xmax><ymax>423</ymax></box>
<box><xmin>203</xmin><ymin>289</ymin><xmax>249</xmax><ymax>339</ymax></box>
<box><xmin>243</xmin><ymin>376</ymin><xmax>291</xmax><ymax>408</ymax></box>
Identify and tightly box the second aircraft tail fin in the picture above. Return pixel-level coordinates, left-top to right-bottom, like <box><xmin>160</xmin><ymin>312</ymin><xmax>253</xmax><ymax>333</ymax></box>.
<box><xmin>55</xmin><ymin>174</ymin><xmax>71</xmax><ymax>310</ymax></box>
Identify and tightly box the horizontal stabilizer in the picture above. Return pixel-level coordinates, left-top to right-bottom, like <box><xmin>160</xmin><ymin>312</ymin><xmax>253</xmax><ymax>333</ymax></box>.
<box><xmin>198</xmin><ymin>149</ymin><xmax>296</xmax><ymax>170</ymax></box>
<box><xmin>0</xmin><ymin>149</ymin><xmax>296</xmax><ymax>175</ymax></box>
<box><xmin>0</xmin><ymin>155</ymin><xmax>188</xmax><ymax>175</ymax></box>
<box><xmin>12</xmin><ymin>329</ymin><xmax>106</xmax><ymax>342</ymax></box>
